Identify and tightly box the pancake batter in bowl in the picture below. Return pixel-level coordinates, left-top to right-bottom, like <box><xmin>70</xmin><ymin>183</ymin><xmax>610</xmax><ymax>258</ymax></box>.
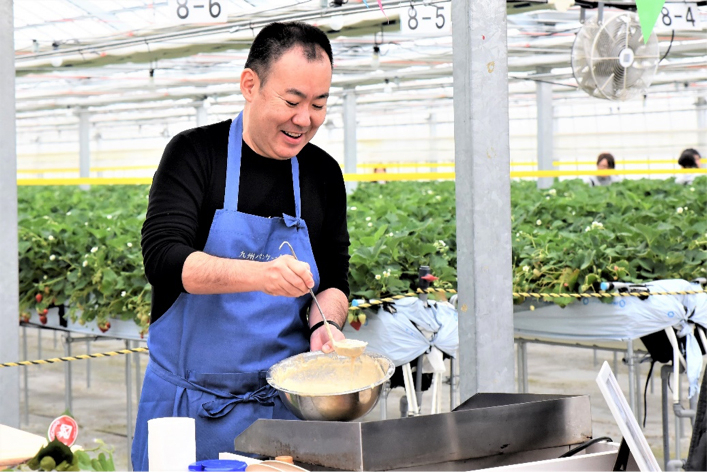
<box><xmin>273</xmin><ymin>354</ymin><xmax>387</xmax><ymax>395</ymax></box>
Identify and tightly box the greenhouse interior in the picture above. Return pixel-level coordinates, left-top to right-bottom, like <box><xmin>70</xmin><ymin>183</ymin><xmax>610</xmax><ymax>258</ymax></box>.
<box><xmin>1</xmin><ymin>0</ymin><xmax>707</xmax><ymax>470</ymax></box>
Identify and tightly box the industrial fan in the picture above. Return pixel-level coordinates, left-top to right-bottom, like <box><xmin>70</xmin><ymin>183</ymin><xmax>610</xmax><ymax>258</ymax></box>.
<box><xmin>571</xmin><ymin>12</ymin><xmax>659</xmax><ymax>101</ymax></box>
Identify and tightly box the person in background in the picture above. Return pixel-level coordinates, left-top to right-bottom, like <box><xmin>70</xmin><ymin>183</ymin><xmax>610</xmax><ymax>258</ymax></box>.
<box><xmin>676</xmin><ymin>148</ymin><xmax>702</xmax><ymax>185</ymax></box>
<box><xmin>132</xmin><ymin>22</ymin><xmax>350</xmax><ymax>468</ymax></box>
<box><xmin>373</xmin><ymin>166</ymin><xmax>387</xmax><ymax>184</ymax></box>
<box><xmin>584</xmin><ymin>152</ymin><xmax>620</xmax><ymax>187</ymax></box>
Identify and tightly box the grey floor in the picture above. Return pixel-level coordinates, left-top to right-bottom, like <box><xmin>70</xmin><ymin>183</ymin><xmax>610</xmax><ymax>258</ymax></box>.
<box><xmin>14</xmin><ymin>327</ymin><xmax>695</xmax><ymax>470</ymax></box>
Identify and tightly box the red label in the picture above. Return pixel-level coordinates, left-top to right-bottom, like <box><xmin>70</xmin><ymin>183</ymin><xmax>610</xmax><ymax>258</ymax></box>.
<box><xmin>47</xmin><ymin>415</ymin><xmax>79</xmax><ymax>447</ymax></box>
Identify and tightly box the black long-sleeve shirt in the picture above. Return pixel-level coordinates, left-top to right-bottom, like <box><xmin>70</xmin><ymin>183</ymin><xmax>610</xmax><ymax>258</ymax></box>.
<box><xmin>141</xmin><ymin>119</ymin><xmax>350</xmax><ymax>322</ymax></box>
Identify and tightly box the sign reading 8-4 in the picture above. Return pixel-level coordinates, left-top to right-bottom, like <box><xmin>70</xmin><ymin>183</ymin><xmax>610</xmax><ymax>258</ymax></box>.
<box><xmin>401</xmin><ymin>4</ymin><xmax>452</xmax><ymax>35</ymax></box>
<box><xmin>168</xmin><ymin>0</ymin><xmax>227</xmax><ymax>23</ymax></box>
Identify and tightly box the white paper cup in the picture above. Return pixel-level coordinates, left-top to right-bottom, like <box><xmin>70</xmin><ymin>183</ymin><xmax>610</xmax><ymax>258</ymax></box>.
<box><xmin>148</xmin><ymin>417</ymin><xmax>196</xmax><ymax>471</ymax></box>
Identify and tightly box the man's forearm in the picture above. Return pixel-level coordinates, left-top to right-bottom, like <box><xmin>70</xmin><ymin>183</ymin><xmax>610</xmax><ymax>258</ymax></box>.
<box><xmin>182</xmin><ymin>251</ymin><xmax>265</xmax><ymax>294</ymax></box>
<box><xmin>308</xmin><ymin>288</ymin><xmax>349</xmax><ymax>329</ymax></box>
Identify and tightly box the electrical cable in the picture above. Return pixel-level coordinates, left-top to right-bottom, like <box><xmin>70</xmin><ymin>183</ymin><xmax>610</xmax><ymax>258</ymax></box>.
<box><xmin>559</xmin><ymin>436</ymin><xmax>613</xmax><ymax>458</ymax></box>
<box><xmin>659</xmin><ymin>29</ymin><xmax>675</xmax><ymax>64</ymax></box>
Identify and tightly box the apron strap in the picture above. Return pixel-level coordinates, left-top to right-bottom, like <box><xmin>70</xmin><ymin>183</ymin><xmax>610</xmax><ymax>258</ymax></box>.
<box><xmin>149</xmin><ymin>360</ymin><xmax>276</xmax><ymax>419</ymax></box>
<box><xmin>224</xmin><ymin>111</ymin><xmax>302</xmax><ymax>217</ymax></box>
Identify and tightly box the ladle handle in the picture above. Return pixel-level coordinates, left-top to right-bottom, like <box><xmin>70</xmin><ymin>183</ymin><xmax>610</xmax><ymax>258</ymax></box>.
<box><xmin>279</xmin><ymin>241</ymin><xmax>336</xmax><ymax>345</ymax></box>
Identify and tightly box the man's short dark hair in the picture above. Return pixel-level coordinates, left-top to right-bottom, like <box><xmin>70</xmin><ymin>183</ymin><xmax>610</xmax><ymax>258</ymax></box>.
<box><xmin>678</xmin><ymin>148</ymin><xmax>701</xmax><ymax>168</ymax></box>
<box><xmin>597</xmin><ymin>152</ymin><xmax>615</xmax><ymax>169</ymax></box>
<box><xmin>245</xmin><ymin>22</ymin><xmax>333</xmax><ymax>85</ymax></box>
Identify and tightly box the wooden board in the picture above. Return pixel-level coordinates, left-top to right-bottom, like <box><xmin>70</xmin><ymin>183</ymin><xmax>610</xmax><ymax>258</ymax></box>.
<box><xmin>0</xmin><ymin>424</ymin><xmax>46</xmax><ymax>468</ymax></box>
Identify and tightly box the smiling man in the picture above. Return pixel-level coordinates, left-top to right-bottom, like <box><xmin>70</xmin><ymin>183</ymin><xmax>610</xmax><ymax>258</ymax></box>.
<box><xmin>132</xmin><ymin>22</ymin><xmax>350</xmax><ymax>468</ymax></box>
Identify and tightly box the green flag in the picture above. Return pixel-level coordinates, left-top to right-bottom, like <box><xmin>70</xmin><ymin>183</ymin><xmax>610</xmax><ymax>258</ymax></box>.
<box><xmin>636</xmin><ymin>0</ymin><xmax>666</xmax><ymax>43</ymax></box>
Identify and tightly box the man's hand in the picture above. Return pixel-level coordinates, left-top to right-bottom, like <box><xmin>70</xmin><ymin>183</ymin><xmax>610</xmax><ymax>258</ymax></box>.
<box><xmin>182</xmin><ymin>252</ymin><xmax>314</xmax><ymax>296</ymax></box>
<box><xmin>260</xmin><ymin>255</ymin><xmax>314</xmax><ymax>297</ymax></box>
<box><xmin>308</xmin><ymin>288</ymin><xmax>349</xmax><ymax>352</ymax></box>
<box><xmin>310</xmin><ymin>323</ymin><xmax>346</xmax><ymax>353</ymax></box>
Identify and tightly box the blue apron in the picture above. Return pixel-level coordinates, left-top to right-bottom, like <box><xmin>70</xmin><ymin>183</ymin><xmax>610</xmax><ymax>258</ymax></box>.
<box><xmin>132</xmin><ymin>112</ymin><xmax>318</xmax><ymax>470</ymax></box>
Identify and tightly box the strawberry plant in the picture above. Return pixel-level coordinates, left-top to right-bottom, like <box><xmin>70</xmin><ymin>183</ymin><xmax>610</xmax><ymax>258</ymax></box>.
<box><xmin>18</xmin><ymin>176</ymin><xmax>707</xmax><ymax>332</ymax></box>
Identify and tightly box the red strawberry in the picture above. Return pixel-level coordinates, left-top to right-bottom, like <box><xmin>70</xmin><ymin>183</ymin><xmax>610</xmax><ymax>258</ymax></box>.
<box><xmin>35</xmin><ymin>293</ymin><xmax>43</xmax><ymax>303</ymax></box>
<box><xmin>39</xmin><ymin>315</ymin><xmax>48</xmax><ymax>325</ymax></box>
<box><xmin>19</xmin><ymin>313</ymin><xmax>30</xmax><ymax>323</ymax></box>
<box><xmin>98</xmin><ymin>321</ymin><xmax>111</xmax><ymax>333</ymax></box>
<box><xmin>41</xmin><ymin>308</ymin><xmax>48</xmax><ymax>315</ymax></box>
<box><xmin>350</xmin><ymin>320</ymin><xmax>362</xmax><ymax>331</ymax></box>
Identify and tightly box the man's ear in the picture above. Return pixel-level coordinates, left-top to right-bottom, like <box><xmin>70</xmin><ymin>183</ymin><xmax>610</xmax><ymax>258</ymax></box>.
<box><xmin>240</xmin><ymin>68</ymin><xmax>259</xmax><ymax>102</ymax></box>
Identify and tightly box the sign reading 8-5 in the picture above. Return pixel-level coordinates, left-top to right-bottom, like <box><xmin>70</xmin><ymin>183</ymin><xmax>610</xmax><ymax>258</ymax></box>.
<box><xmin>401</xmin><ymin>4</ymin><xmax>451</xmax><ymax>35</ymax></box>
<box><xmin>169</xmin><ymin>0</ymin><xmax>227</xmax><ymax>23</ymax></box>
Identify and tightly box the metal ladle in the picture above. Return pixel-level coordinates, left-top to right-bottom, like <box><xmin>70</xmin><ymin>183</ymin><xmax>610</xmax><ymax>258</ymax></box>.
<box><xmin>279</xmin><ymin>241</ymin><xmax>367</xmax><ymax>358</ymax></box>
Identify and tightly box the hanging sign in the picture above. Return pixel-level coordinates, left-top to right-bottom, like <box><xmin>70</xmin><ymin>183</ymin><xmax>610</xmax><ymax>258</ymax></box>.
<box><xmin>47</xmin><ymin>415</ymin><xmax>79</xmax><ymax>447</ymax></box>
<box><xmin>401</xmin><ymin>4</ymin><xmax>452</xmax><ymax>35</ymax></box>
<box><xmin>167</xmin><ymin>0</ymin><xmax>228</xmax><ymax>23</ymax></box>
<box><xmin>654</xmin><ymin>3</ymin><xmax>701</xmax><ymax>30</ymax></box>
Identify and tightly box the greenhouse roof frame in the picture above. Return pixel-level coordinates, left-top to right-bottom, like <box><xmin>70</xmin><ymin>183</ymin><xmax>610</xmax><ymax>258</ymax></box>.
<box><xmin>13</xmin><ymin>0</ymin><xmax>707</xmax><ymax>132</ymax></box>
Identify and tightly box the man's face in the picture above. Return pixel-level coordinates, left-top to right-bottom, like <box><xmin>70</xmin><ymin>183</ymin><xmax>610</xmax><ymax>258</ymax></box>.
<box><xmin>242</xmin><ymin>46</ymin><xmax>332</xmax><ymax>160</ymax></box>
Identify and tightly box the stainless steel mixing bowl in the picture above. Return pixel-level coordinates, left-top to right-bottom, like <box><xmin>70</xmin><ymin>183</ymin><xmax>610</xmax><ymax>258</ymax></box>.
<box><xmin>267</xmin><ymin>351</ymin><xmax>395</xmax><ymax>421</ymax></box>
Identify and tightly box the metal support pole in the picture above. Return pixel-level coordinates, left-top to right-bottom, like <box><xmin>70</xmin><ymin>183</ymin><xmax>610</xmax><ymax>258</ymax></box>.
<box><xmin>54</xmin><ymin>330</ymin><xmax>57</xmax><ymax>349</ymax></box>
<box><xmin>662</xmin><ymin>365</ymin><xmax>671</xmax><ymax>470</ymax></box>
<box><xmin>126</xmin><ymin>340</ymin><xmax>133</xmax><ymax>471</ymax></box>
<box><xmin>593</xmin><ymin>348</ymin><xmax>598</xmax><ymax>367</ymax></box>
<box><xmin>78</xmin><ymin>108</ymin><xmax>91</xmax><ymax>190</ymax></box>
<box><xmin>452</xmin><ymin>0</ymin><xmax>515</xmax><ymax>400</ymax></box>
<box><xmin>415</xmin><ymin>356</ymin><xmax>424</xmax><ymax>408</ymax></box>
<box><xmin>195</xmin><ymin>102</ymin><xmax>208</xmax><ymax>127</ymax></box>
<box><xmin>37</xmin><ymin>329</ymin><xmax>42</xmax><ymax>360</ymax></box>
<box><xmin>86</xmin><ymin>339</ymin><xmax>91</xmax><ymax>388</ymax></box>
<box><xmin>613</xmin><ymin>351</ymin><xmax>619</xmax><ymax>379</ymax></box>
<box><xmin>380</xmin><ymin>381</ymin><xmax>389</xmax><ymax>420</ymax></box>
<box><xmin>64</xmin><ymin>333</ymin><xmax>73</xmax><ymax>414</ymax></box>
<box><xmin>343</xmin><ymin>87</ymin><xmax>357</xmax><ymax>194</ymax></box>
<box><xmin>697</xmin><ymin>95</ymin><xmax>706</xmax><ymax>152</ymax></box>
<box><xmin>0</xmin><ymin>0</ymin><xmax>19</xmax><ymax>428</ymax></box>
<box><xmin>134</xmin><ymin>341</ymin><xmax>142</xmax><ymax>404</ymax></box>
<box><xmin>449</xmin><ymin>357</ymin><xmax>456</xmax><ymax>410</ymax></box>
<box><xmin>22</xmin><ymin>327</ymin><xmax>29</xmax><ymax>425</ymax></box>
<box><xmin>428</xmin><ymin>112</ymin><xmax>438</xmax><ymax>173</ymax></box>
<box><xmin>627</xmin><ymin>340</ymin><xmax>637</xmax><ymax>421</ymax></box>
<box><xmin>516</xmin><ymin>341</ymin><xmax>524</xmax><ymax>393</ymax></box>
<box><xmin>635</xmin><ymin>357</ymin><xmax>642</xmax><ymax>426</ymax></box>
<box><xmin>536</xmin><ymin>68</ymin><xmax>554</xmax><ymax>189</ymax></box>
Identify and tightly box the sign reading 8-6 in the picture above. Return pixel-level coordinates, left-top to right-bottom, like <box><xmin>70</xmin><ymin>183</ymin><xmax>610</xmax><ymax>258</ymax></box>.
<box><xmin>168</xmin><ymin>0</ymin><xmax>227</xmax><ymax>23</ymax></box>
<box><xmin>401</xmin><ymin>4</ymin><xmax>452</xmax><ymax>35</ymax></box>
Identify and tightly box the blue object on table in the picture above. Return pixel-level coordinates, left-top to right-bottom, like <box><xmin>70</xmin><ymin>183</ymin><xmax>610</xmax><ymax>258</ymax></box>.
<box><xmin>188</xmin><ymin>459</ymin><xmax>248</xmax><ymax>471</ymax></box>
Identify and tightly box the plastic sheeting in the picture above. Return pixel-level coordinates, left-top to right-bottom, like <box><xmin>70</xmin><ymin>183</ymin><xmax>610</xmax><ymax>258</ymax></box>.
<box><xmin>344</xmin><ymin>297</ymin><xmax>458</xmax><ymax>367</ymax></box>
<box><xmin>515</xmin><ymin>279</ymin><xmax>704</xmax><ymax>397</ymax></box>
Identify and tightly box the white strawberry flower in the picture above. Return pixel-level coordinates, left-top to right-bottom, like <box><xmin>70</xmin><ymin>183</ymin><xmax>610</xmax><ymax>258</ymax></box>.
<box><xmin>536</xmin><ymin>219</ymin><xmax>542</xmax><ymax>226</ymax></box>
<box><xmin>48</xmin><ymin>235</ymin><xmax>55</xmax><ymax>241</ymax></box>
<box><xmin>677</xmin><ymin>207</ymin><xmax>684</xmax><ymax>214</ymax></box>
<box><xmin>127</xmin><ymin>242</ymin><xmax>133</xmax><ymax>247</ymax></box>
<box><xmin>49</xmin><ymin>254</ymin><xmax>56</xmax><ymax>261</ymax></box>
<box><xmin>375</xmin><ymin>274</ymin><xmax>381</xmax><ymax>280</ymax></box>
<box><xmin>82</xmin><ymin>260</ymin><xmax>88</xmax><ymax>267</ymax></box>
<box><xmin>91</xmin><ymin>247</ymin><xmax>98</xmax><ymax>253</ymax></box>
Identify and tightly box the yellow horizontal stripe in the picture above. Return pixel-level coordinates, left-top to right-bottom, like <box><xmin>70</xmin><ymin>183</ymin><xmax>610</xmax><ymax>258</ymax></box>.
<box><xmin>358</xmin><ymin>162</ymin><xmax>456</xmax><ymax>169</ymax></box>
<box><xmin>17</xmin><ymin>165</ymin><xmax>157</xmax><ymax>174</ymax></box>
<box><xmin>554</xmin><ymin>159</ymin><xmax>679</xmax><ymax>166</ymax></box>
<box><xmin>343</xmin><ymin>172</ymin><xmax>454</xmax><ymax>182</ymax></box>
<box><xmin>15</xmin><ymin>168</ymin><xmax>707</xmax><ymax>186</ymax></box>
<box><xmin>18</xmin><ymin>177</ymin><xmax>153</xmax><ymax>186</ymax></box>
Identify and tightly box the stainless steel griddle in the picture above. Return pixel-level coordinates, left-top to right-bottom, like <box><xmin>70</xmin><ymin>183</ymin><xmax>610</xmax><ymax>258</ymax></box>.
<box><xmin>233</xmin><ymin>393</ymin><xmax>593</xmax><ymax>471</ymax></box>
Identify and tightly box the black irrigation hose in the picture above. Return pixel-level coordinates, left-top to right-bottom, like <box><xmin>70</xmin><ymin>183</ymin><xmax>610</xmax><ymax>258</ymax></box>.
<box><xmin>559</xmin><ymin>436</ymin><xmax>614</xmax><ymax>458</ymax></box>
<box><xmin>660</xmin><ymin>29</ymin><xmax>675</xmax><ymax>64</ymax></box>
